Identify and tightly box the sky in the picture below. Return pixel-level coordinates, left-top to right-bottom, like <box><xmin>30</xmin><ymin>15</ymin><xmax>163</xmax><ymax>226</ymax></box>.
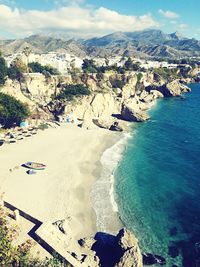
<box><xmin>0</xmin><ymin>0</ymin><xmax>199</xmax><ymax>40</ymax></box>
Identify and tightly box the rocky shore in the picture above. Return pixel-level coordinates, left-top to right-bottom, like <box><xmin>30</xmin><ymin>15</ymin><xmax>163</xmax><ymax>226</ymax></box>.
<box><xmin>78</xmin><ymin>228</ymin><xmax>143</xmax><ymax>267</ymax></box>
<box><xmin>0</xmin><ymin>69</ymin><xmax>195</xmax><ymax>267</ymax></box>
<box><xmin>0</xmin><ymin>70</ymin><xmax>193</xmax><ymax>132</ymax></box>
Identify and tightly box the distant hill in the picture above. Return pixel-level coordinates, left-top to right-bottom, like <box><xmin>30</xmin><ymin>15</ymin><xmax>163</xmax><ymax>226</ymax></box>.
<box><xmin>0</xmin><ymin>35</ymin><xmax>87</xmax><ymax>57</ymax></box>
<box><xmin>83</xmin><ymin>29</ymin><xmax>200</xmax><ymax>58</ymax></box>
<box><xmin>0</xmin><ymin>29</ymin><xmax>200</xmax><ymax>59</ymax></box>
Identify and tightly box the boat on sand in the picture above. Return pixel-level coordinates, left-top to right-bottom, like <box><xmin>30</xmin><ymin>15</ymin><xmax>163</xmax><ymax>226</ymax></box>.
<box><xmin>23</xmin><ymin>162</ymin><xmax>46</xmax><ymax>170</ymax></box>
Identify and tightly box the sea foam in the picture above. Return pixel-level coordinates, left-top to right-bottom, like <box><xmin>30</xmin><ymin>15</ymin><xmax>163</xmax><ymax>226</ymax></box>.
<box><xmin>91</xmin><ymin>131</ymin><xmax>132</xmax><ymax>233</ymax></box>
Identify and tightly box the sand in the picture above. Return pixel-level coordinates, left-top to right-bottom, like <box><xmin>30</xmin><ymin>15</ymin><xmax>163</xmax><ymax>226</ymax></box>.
<box><xmin>0</xmin><ymin>124</ymin><xmax>117</xmax><ymax>240</ymax></box>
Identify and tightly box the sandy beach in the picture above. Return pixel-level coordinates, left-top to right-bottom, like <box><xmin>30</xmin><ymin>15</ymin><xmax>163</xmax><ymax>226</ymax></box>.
<box><xmin>0</xmin><ymin>124</ymin><xmax>117</xmax><ymax>240</ymax></box>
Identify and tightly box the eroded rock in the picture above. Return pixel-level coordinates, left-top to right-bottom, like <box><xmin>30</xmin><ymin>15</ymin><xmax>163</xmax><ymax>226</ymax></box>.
<box><xmin>117</xmin><ymin>228</ymin><xmax>140</xmax><ymax>251</ymax></box>
<box><xmin>93</xmin><ymin>117</ymin><xmax>115</xmax><ymax>129</ymax></box>
<box><xmin>157</xmin><ymin>80</ymin><xmax>191</xmax><ymax>97</ymax></box>
<box><xmin>121</xmin><ymin>102</ymin><xmax>150</xmax><ymax>122</ymax></box>
<box><xmin>115</xmin><ymin>247</ymin><xmax>143</xmax><ymax>267</ymax></box>
<box><xmin>115</xmin><ymin>228</ymin><xmax>143</xmax><ymax>267</ymax></box>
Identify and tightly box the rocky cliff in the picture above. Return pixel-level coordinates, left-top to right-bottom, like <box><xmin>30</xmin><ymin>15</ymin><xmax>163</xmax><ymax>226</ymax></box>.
<box><xmin>0</xmin><ymin>70</ymin><xmax>191</xmax><ymax>131</ymax></box>
<box><xmin>76</xmin><ymin>228</ymin><xmax>143</xmax><ymax>267</ymax></box>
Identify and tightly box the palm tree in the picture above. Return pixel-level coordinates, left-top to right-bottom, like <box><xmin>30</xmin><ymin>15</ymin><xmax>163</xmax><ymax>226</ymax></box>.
<box><xmin>23</xmin><ymin>46</ymin><xmax>32</xmax><ymax>73</ymax></box>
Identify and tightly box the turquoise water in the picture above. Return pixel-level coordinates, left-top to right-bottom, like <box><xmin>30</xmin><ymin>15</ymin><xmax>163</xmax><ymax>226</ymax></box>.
<box><xmin>115</xmin><ymin>84</ymin><xmax>200</xmax><ymax>267</ymax></box>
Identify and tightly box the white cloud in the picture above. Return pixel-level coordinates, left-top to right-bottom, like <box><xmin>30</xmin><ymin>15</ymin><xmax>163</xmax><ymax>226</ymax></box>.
<box><xmin>178</xmin><ymin>23</ymin><xmax>188</xmax><ymax>30</ymax></box>
<box><xmin>158</xmin><ymin>9</ymin><xmax>179</xmax><ymax>19</ymax></box>
<box><xmin>0</xmin><ymin>3</ymin><xmax>159</xmax><ymax>38</ymax></box>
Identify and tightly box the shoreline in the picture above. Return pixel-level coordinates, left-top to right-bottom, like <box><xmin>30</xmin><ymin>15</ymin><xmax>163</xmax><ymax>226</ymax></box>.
<box><xmin>91</xmin><ymin>130</ymin><xmax>132</xmax><ymax>234</ymax></box>
<box><xmin>0</xmin><ymin>124</ymin><xmax>117</xmax><ymax>241</ymax></box>
<box><xmin>97</xmin><ymin>99</ymin><xmax>160</xmax><ymax>235</ymax></box>
<box><xmin>106</xmin><ymin>84</ymin><xmax>195</xmax><ymax>266</ymax></box>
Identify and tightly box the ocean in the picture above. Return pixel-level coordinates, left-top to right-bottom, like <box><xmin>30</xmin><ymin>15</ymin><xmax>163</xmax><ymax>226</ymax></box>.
<box><xmin>114</xmin><ymin>83</ymin><xmax>200</xmax><ymax>267</ymax></box>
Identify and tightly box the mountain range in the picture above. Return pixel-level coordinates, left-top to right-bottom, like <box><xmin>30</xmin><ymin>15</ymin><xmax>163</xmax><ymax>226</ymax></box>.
<box><xmin>0</xmin><ymin>29</ymin><xmax>200</xmax><ymax>59</ymax></box>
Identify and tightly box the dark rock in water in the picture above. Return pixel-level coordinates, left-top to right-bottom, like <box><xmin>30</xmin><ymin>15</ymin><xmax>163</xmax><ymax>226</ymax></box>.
<box><xmin>143</xmin><ymin>253</ymin><xmax>166</xmax><ymax>265</ymax></box>
<box><xmin>169</xmin><ymin>227</ymin><xmax>178</xmax><ymax>237</ymax></box>
<box><xmin>171</xmin><ymin>265</ymin><xmax>178</xmax><ymax>267</ymax></box>
<box><xmin>168</xmin><ymin>245</ymin><xmax>179</xmax><ymax>258</ymax></box>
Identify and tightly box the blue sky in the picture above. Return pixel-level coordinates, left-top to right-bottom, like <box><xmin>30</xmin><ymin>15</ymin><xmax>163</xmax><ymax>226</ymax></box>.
<box><xmin>0</xmin><ymin>0</ymin><xmax>199</xmax><ymax>39</ymax></box>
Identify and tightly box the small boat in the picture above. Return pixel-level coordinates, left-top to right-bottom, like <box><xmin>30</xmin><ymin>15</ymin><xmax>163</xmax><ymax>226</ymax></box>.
<box><xmin>27</xmin><ymin>169</ymin><xmax>37</xmax><ymax>175</ymax></box>
<box><xmin>24</xmin><ymin>162</ymin><xmax>46</xmax><ymax>170</ymax></box>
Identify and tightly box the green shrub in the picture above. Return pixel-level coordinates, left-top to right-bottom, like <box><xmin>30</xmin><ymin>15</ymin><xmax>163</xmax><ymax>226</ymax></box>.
<box><xmin>0</xmin><ymin>205</ymin><xmax>70</xmax><ymax>266</ymax></box>
<box><xmin>111</xmin><ymin>79</ymin><xmax>125</xmax><ymax>89</ymax></box>
<box><xmin>153</xmin><ymin>67</ymin><xmax>180</xmax><ymax>81</ymax></box>
<box><xmin>38</xmin><ymin>123</ymin><xmax>49</xmax><ymax>131</ymax></box>
<box><xmin>0</xmin><ymin>206</ymin><xmax>18</xmax><ymax>265</ymax></box>
<box><xmin>7</xmin><ymin>65</ymin><xmax>23</xmax><ymax>81</ymax></box>
<box><xmin>124</xmin><ymin>57</ymin><xmax>133</xmax><ymax>70</ymax></box>
<box><xmin>96</xmin><ymin>72</ymin><xmax>104</xmax><ymax>80</ymax></box>
<box><xmin>82</xmin><ymin>59</ymin><xmax>98</xmax><ymax>73</ymax></box>
<box><xmin>0</xmin><ymin>93</ymin><xmax>30</xmax><ymax>128</ymax></box>
<box><xmin>28</xmin><ymin>62</ymin><xmax>60</xmax><ymax>75</ymax></box>
<box><xmin>137</xmin><ymin>72</ymin><xmax>143</xmax><ymax>83</ymax></box>
<box><xmin>56</xmin><ymin>84</ymin><xmax>90</xmax><ymax>101</ymax></box>
<box><xmin>0</xmin><ymin>57</ymin><xmax>8</xmax><ymax>86</ymax></box>
<box><xmin>118</xmin><ymin>67</ymin><xmax>126</xmax><ymax>74</ymax></box>
<box><xmin>11</xmin><ymin>58</ymin><xmax>27</xmax><ymax>73</ymax></box>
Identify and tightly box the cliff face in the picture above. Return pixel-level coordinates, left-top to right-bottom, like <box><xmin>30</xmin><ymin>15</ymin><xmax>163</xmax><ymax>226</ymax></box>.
<box><xmin>0</xmin><ymin>78</ymin><xmax>35</xmax><ymax>107</ymax></box>
<box><xmin>0</xmin><ymin>70</ymin><xmax>191</xmax><ymax>130</ymax></box>
<box><xmin>77</xmin><ymin>228</ymin><xmax>143</xmax><ymax>267</ymax></box>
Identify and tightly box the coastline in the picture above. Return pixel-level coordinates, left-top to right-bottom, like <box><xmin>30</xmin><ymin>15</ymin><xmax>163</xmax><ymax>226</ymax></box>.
<box><xmin>91</xmin><ymin>130</ymin><xmax>132</xmax><ymax>234</ymax></box>
<box><xmin>0</xmin><ymin>124</ymin><xmax>116</xmax><ymax>241</ymax></box>
<box><xmin>91</xmin><ymin>99</ymin><xmax>160</xmax><ymax>236</ymax></box>
<box><xmin>0</xmin><ymin>77</ymin><xmax>194</xmax><ymax>264</ymax></box>
<box><xmin>109</xmin><ymin>83</ymin><xmax>197</xmax><ymax>267</ymax></box>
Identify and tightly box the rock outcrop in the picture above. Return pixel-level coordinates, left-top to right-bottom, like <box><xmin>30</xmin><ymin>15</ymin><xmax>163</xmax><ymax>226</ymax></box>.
<box><xmin>121</xmin><ymin>74</ymin><xmax>138</xmax><ymax>100</ymax></box>
<box><xmin>116</xmin><ymin>247</ymin><xmax>143</xmax><ymax>267</ymax></box>
<box><xmin>93</xmin><ymin>117</ymin><xmax>115</xmax><ymax>129</ymax></box>
<box><xmin>150</xmin><ymin>90</ymin><xmax>164</xmax><ymax>99</ymax></box>
<box><xmin>78</xmin><ymin>228</ymin><xmax>143</xmax><ymax>267</ymax></box>
<box><xmin>157</xmin><ymin>80</ymin><xmax>191</xmax><ymax>97</ymax></box>
<box><xmin>0</xmin><ymin>70</ymin><xmax>192</xmax><ymax>133</ymax></box>
<box><xmin>0</xmin><ymin>78</ymin><xmax>35</xmax><ymax>108</ymax></box>
<box><xmin>92</xmin><ymin>118</ymin><xmax>126</xmax><ymax>132</ymax></box>
<box><xmin>115</xmin><ymin>228</ymin><xmax>143</xmax><ymax>267</ymax></box>
<box><xmin>64</xmin><ymin>93</ymin><xmax>120</xmax><ymax>121</ymax></box>
<box><xmin>121</xmin><ymin>101</ymin><xmax>150</xmax><ymax>122</ymax></box>
<box><xmin>117</xmin><ymin>228</ymin><xmax>140</xmax><ymax>251</ymax></box>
